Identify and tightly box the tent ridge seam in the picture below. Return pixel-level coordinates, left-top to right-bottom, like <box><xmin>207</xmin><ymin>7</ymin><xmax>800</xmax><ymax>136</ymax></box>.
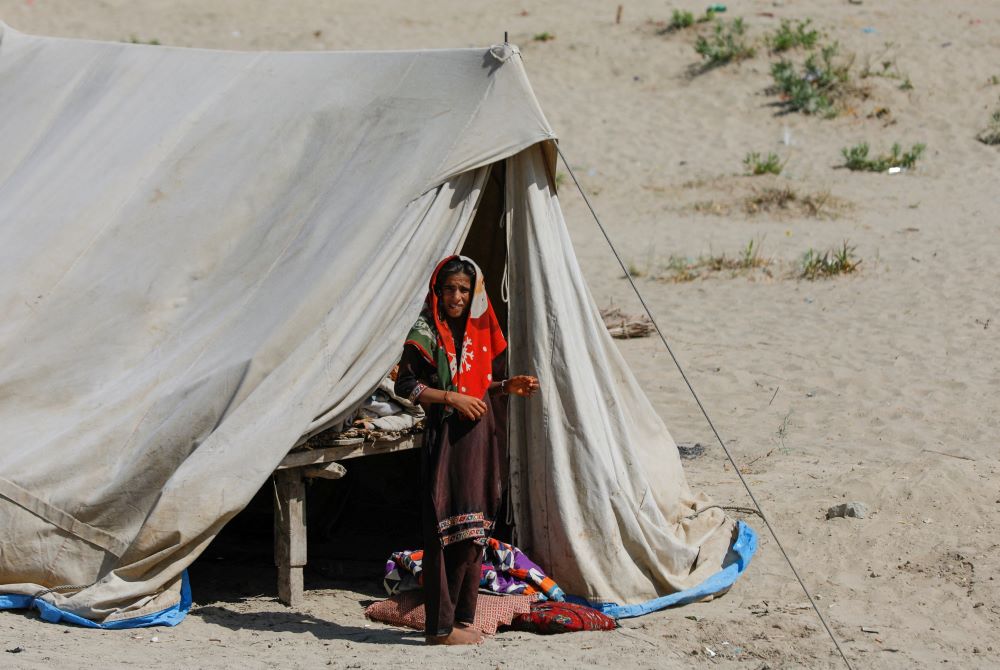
<box><xmin>428</xmin><ymin>54</ymin><xmax>498</xmax><ymax>188</ymax></box>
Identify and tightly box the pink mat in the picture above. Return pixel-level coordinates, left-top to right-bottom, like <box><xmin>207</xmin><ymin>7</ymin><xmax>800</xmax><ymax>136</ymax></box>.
<box><xmin>365</xmin><ymin>591</ymin><xmax>535</xmax><ymax>635</ymax></box>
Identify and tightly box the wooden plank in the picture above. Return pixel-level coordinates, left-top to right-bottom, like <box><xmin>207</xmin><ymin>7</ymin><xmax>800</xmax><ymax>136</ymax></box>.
<box><xmin>304</xmin><ymin>461</ymin><xmax>347</xmax><ymax>480</ymax></box>
<box><xmin>277</xmin><ymin>433</ymin><xmax>420</xmax><ymax>470</ymax></box>
<box><xmin>273</xmin><ymin>469</ymin><xmax>306</xmax><ymax>607</ymax></box>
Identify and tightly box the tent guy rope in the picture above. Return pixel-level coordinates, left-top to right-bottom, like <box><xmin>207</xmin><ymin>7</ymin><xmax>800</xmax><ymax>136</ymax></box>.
<box><xmin>554</xmin><ymin>144</ymin><xmax>854</xmax><ymax>670</ymax></box>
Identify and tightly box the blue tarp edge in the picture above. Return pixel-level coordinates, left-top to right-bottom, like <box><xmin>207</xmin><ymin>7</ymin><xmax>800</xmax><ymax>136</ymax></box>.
<box><xmin>568</xmin><ymin>521</ymin><xmax>758</xmax><ymax>619</ymax></box>
<box><xmin>0</xmin><ymin>570</ymin><xmax>192</xmax><ymax>628</ymax></box>
<box><xmin>0</xmin><ymin>522</ymin><xmax>755</xmax><ymax>627</ymax></box>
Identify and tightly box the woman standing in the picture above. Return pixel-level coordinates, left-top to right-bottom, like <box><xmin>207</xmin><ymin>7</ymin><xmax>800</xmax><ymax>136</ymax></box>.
<box><xmin>395</xmin><ymin>255</ymin><xmax>538</xmax><ymax>645</ymax></box>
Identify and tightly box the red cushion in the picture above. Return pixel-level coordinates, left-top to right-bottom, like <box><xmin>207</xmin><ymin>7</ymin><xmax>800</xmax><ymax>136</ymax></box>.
<box><xmin>509</xmin><ymin>601</ymin><xmax>616</xmax><ymax>634</ymax></box>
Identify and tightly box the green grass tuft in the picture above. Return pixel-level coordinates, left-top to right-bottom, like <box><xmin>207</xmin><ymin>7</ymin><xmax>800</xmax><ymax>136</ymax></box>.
<box><xmin>770</xmin><ymin>43</ymin><xmax>852</xmax><ymax>117</ymax></box>
<box><xmin>694</xmin><ymin>18</ymin><xmax>756</xmax><ymax>68</ymax></box>
<box><xmin>743</xmin><ymin>152</ymin><xmax>783</xmax><ymax>176</ymax></box>
<box><xmin>698</xmin><ymin>9</ymin><xmax>718</xmax><ymax>23</ymax></box>
<box><xmin>766</xmin><ymin>19</ymin><xmax>819</xmax><ymax>53</ymax></box>
<box><xmin>661</xmin><ymin>8</ymin><xmax>717</xmax><ymax>34</ymax></box>
<box><xmin>533</xmin><ymin>32</ymin><xmax>556</xmax><ymax>42</ymax></box>
<box><xmin>670</xmin><ymin>10</ymin><xmax>695</xmax><ymax>30</ymax></box>
<box><xmin>799</xmin><ymin>241</ymin><xmax>861</xmax><ymax>280</ymax></box>
<box><xmin>841</xmin><ymin>142</ymin><xmax>926</xmax><ymax>171</ymax></box>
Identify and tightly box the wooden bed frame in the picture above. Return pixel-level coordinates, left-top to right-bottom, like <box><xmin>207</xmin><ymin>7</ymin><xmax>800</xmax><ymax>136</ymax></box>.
<box><xmin>271</xmin><ymin>432</ymin><xmax>422</xmax><ymax>606</ymax></box>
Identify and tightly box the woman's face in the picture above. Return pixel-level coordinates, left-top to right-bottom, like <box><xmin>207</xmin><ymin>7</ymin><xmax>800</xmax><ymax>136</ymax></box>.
<box><xmin>439</xmin><ymin>272</ymin><xmax>472</xmax><ymax>319</ymax></box>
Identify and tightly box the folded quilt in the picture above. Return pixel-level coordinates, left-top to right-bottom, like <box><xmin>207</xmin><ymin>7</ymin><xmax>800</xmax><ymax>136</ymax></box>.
<box><xmin>384</xmin><ymin>538</ymin><xmax>566</xmax><ymax>602</ymax></box>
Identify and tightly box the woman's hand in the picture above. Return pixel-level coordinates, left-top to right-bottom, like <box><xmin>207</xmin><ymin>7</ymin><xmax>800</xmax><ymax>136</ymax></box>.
<box><xmin>505</xmin><ymin>375</ymin><xmax>540</xmax><ymax>397</ymax></box>
<box><xmin>446</xmin><ymin>391</ymin><xmax>488</xmax><ymax>420</ymax></box>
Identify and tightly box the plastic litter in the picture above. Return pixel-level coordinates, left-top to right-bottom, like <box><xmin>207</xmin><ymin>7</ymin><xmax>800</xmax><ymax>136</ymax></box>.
<box><xmin>707</xmin><ymin>4</ymin><xmax>727</xmax><ymax>12</ymax></box>
<box><xmin>677</xmin><ymin>443</ymin><xmax>706</xmax><ymax>460</ymax></box>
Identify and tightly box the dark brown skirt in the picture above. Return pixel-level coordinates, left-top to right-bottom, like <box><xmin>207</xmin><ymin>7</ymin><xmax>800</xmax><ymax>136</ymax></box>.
<box><xmin>421</xmin><ymin>395</ymin><xmax>504</xmax><ymax>547</ymax></box>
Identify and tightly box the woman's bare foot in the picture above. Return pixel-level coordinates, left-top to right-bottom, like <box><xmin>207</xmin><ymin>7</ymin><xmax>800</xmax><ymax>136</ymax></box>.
<box><xmin>424</xmin><ymin>626</ymin><xmax>482</xmax><ymax>646</ymax></box>
<box><xmin>456</xmin><ymin>622</ymin><xmax>485</xmax><ymax>643</ymax></box>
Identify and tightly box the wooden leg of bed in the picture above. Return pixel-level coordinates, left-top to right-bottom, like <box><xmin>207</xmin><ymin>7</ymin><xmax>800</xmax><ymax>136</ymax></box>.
<box><xmin>274</xmin><ymin>469</ymin><xmax>306</xmax><ymax>607</ymax></box>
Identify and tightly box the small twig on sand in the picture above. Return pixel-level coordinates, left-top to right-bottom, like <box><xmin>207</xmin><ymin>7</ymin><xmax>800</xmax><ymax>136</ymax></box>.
<box><xmin>769</xmin><ymin>386</ymin><xmax>780</xmax><ymax>406</ymax></box>
<box><xmin>747</xmin><ymin>448</ymin><xmax>775</xmax><ymax>467</ymax></box>
<box><xmin>922</xmin><ymin>449</ymin><xmax>976</xmax><ymax>462</ymax></box>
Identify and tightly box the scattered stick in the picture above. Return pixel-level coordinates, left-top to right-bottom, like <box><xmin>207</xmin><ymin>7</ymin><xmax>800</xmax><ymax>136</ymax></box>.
<box><xmin>769</xmin><ymin>386</ymin><xmax>780</xmax><ymax>406</ymax></box>
<box><xmin>922</xmin><ymin>449</ymin><xmax>976</xmax><ymax>462</ymax></box>
<box><xmin>601</xmin><ymin>306</ymin><xmax>655</xmax><ymax>339</ymax></box>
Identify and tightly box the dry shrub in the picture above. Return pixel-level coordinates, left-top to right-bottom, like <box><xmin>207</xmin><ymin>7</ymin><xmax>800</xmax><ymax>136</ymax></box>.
<box><xmin>743</xmin><ymin>186</ymin><xmax>838</xmax><ymax>217</ymax></box>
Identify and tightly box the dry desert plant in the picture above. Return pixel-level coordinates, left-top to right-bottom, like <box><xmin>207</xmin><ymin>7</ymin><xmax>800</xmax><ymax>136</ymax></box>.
<box><xmin>689</xmin><ymin>181</ymin><xmax>843</xmax><ymax>219</ymax></box>
<box><xmin>860</xmin><ymin>42</ymin><xmax>914</xmax><ymax>91</ymax></box>
<box><xmin>977</xmin><ymin>110</ymin><xmax>1000</xmax><ymax>146</ymax></box>
<box><xmin>742</xmin><ymin>186</ymin><xmax>836</xmax><ymax>217</ymax></box>
<box><xmin>661</xmin><ymin>239</ymin><xmax>772</xmax><ymax>282</ymax></box>
<box><xmin>625</xmin><ymin>261</ymin><xmax>646</xmax><ymax>278</ymax></box>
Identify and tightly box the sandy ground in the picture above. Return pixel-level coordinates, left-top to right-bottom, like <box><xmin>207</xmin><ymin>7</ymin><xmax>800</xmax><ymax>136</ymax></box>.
<box><xmin>2</xmin><ymin>1</ymin><xmax>999</xmax><ymax>668</ymax></box>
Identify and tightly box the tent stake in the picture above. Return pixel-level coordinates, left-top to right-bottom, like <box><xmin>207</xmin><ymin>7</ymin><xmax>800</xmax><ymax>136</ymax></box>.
<box><xmin>555</xmin><ymin>143</ymin><xmax>854</xmax><ymax>670</ymax></box>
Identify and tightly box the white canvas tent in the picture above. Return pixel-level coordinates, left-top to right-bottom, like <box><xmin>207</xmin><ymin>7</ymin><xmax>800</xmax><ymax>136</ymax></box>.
<box><xmin>0</xmin><ymin>24</ymin><xmax>752</xmax><ymax>627</ymax></box>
